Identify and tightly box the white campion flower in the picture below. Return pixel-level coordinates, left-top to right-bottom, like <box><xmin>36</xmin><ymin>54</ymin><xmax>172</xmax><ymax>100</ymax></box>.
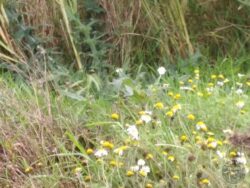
<box><xmin>127</xmin><ymin>125</ymin><xmax>139</xmax><ymax>140</ymax></box>
<box><xmin>94</xmin><ymin>148</ymin><xmax>108</xmax><ymax>158</ymax></box>
<box><xmin>235</xmin><ymin>89</ymin><xmax>243</xmax><ymax>95</ymax></box>
<box><xmin>115</xmin><ymin>68</ymin><xmax>123</xmax><ymax>74</ymax></box>
<box><xmin>157</xmin><ymin>66</ymin><xmax>166</xmax><ymax>75</ymax></box>
<box><xmin>137</xmin><ymin>159</ymin><xmax>146</xmax><ymax>166</ymax></box>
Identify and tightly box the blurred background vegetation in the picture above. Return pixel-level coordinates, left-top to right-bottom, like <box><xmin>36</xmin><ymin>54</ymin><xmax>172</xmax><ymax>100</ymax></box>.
<box><xmin>0</xmin><ymin>0</ymin><xmax>249</xmax><ymax>75</ymax></box>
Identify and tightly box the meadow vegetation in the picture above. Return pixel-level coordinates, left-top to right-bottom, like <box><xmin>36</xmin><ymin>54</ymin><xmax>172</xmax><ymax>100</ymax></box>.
<box><xmin>0</xmin><ymin>0</ymin><xmax>250</xmax><ymax>187</ymax></box>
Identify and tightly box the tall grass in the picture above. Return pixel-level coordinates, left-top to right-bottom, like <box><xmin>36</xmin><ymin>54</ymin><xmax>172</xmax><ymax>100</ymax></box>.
<box><xmin>0</xmin><ymin>0</ymin><xmax>249</xmax><ymax>72</ymax></box>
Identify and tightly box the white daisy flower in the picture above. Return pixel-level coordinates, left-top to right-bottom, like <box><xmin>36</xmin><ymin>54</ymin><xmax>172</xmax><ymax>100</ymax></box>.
<box><xmin>94</xmin><ymin>148</ymin><xmax>108</xmax><ymax>158</ymax></box>
<box><xmin>235</xmin><ymin>89</ymin><xmax>243</xmax><ymax>95</ymax></box>
<box><xmin>140</xmin><ymin>114</ymin><xmax>152</xmax><ymax>123</ymax></box>
<box><xmin>130</xmin><ymin>165</ymin><xmax>140</xmax><ymax>172</ymax></box>
<box><xmin>157</xmin><ymin>66</ymin><xmax>166</xmax><ymax>75</ymax></box>
<box><xmin>127</xmin><ymin>125</ymin><xmax>139</xmax><ymax>140</ymax></box>
<box><xmin>140</xmin><ymin>165</ymin><xmax>150</xmax><ymax>174</ymax></box>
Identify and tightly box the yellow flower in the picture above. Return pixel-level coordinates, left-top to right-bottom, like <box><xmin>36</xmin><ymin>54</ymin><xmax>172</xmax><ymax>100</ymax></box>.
<box><xmin>25</xmin><ymin>166</ymin><xmax>33</xmax><ymax>174</ymax></box>
<box><xmin>167</xmin><ymin>155</ymin><xmax>175</xmax><ymax>162</ymax></box>
<box><xmin>211</xmin><ymin>74</ymin><xmax>217</xmax><ymax>79</ymax></box>
<box><xmin>246</xmin><ymin>81</ymin><xmax>250</xmax><ymax>86</ymax></box>
<box><xmin>207</xmin><ymin>132</ymin><xmax>214</xmax><ymax>136</ymax></box>
<box><xmin>145</xmin><ymin>183</ymin><xmax>153</xmax><ymax>188</ymax></box>
<box><xmin>174</xmin><ymin>94</ymin><xmax>181</xmax><ymax>100</ymax></box>
<box><xmin>84</xmin><ymin>175</ymin><xmax>91</xmax><ymax>182</ymax></box>
<box><xmin>172</xmin><ymin>175</ymin><xmax>180</xmax><ymax>180</ymax></box>
<box><xmin>240</xmin><ymin>110</ymin><xmax>246</xmax><ymax>115</ymax></box>
<box><xmin>194</xmin><ymin>69</ymin><xmax>199</xmax><ymax>74</ymax></box>
<box><xmin>217</xmin><ymin>140</ymin><xmax>223</xmax><ymax>146</ymax></box>
<box><xmin>166</xmin><ymin>111</ymin><xmax>174</xmax><ymax>118</ymax></box>
<box><xmin>101</xmin><ymin>141</ymin><xmax>114</xmax><ymax>149</ymax></box>
<box><xmin>86</xmin><ymin>148</ymin><xmax>94</xmax><ymax>155</ymax></box>
<box><xmin>192</xmin><ymin>84</ymin><xmax>197</xmax><ymax>90</ymax></box>
<box><xmin>180</xmin><ymin>135</ymin><xmax>188</xmax><ymax>142</ymax></box>
<box><xmin>109</xmin><ymin>160</ymin><xmax>123</xmax><ymax>167</ymax></box>
<box><xmin>207</xmin><ymin>142</ymin><xmax>217</xmax><ymax>149</ymax></box>
<box><xmin>139</xmin><ymin>170</ymin><xmax>147</xmax><ymax>177</ymax></box>
<box><xmin>192</xmin><ymin>131</ymin><xmax>197</xmax><ymax>135</ymax></box>
<box><xmin>168</xmin><ymin>91</ymin><xmax>174</xmax><ymax>97</ymax></box>
<box><xmin>154</xmin><ymin>102</ymin><xmax>164</xmax><ymax>109</ymax></box>
<box><xmin>162</xmin><ymin>151</ymin><xmax>168</xmax><ymax>156</ymax></box>
<box><xmin>197</xmin><ymin>92</ymin><xmax>204</xmax><ymax>97</ymax></box>
<box><xmin>195</xmin><ymin>135</ymin><xmax>202</xmax><ymax>141</ymax></box>
<box><xmin>187</xmin><ymin>114</ymin><xmax>195</xmax><ymax>120</ymax></box>
<box><xmin>229</xmin><ymin>151</ymin><xmax>237</xmax><ymax>158</ymax></box>
<box><xmin>179</xmin><ymin>81</ymin><xmax>184</xmax><ymax>85</ymax></box>
<box><xmin>218</xmin><ymin>74</ymin><xmax>224</xmax><ymax>79</ymax></box>
<box><xmin>146</xmin><ymin>153</ymin><xmax>154</xmax><ymax>160</ymax></box>
<box><xmin>136</xmin><ymin>119</ymin><xmax>143</xmax><ymax>126</ymax></box>
<box><xmin>139</xmin><ymin>111</ymin><xmax>146</xmax><ymax>115</ymax></box>
<box><xmin>111</xmin><ymin>113</ymin><xmax>119</xmax><ymax>120</ymax></box>
<box><xmin>199</xmin><ymin>178</ymin><xmax>210</xmax><ymax>185</ymax></box>
<box><xmin>73</xmin><ymin>167</ymin><xmax>82</xmax><ymax>174</ymax></box>
<box><xmin>126</xmin><ymin>170</ymin><xmax>134</xmax><ymax>177</ymax></box>
<box><xmin>172</xmin><ymin>104</ymin><xmax>181</xmax><ymax>112</ymax></box>
<box><xmin>207</xmin><ymin>137</ymin><xmax>215</xmax><ymax>143</ymax></box>
<box><xmin>196</xmin><ymin>121</ymin><xmax>208</xmax><ymax>132</ymax></box>
<box><xmin>208</xmin><ymin>83</ymin><xmax>214</xmax><ymax>87</ymax></box>
<box><xmin>188</xmin><ymin>79</ymin><xmax>193</xmax><ymax>83</ymax></box>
